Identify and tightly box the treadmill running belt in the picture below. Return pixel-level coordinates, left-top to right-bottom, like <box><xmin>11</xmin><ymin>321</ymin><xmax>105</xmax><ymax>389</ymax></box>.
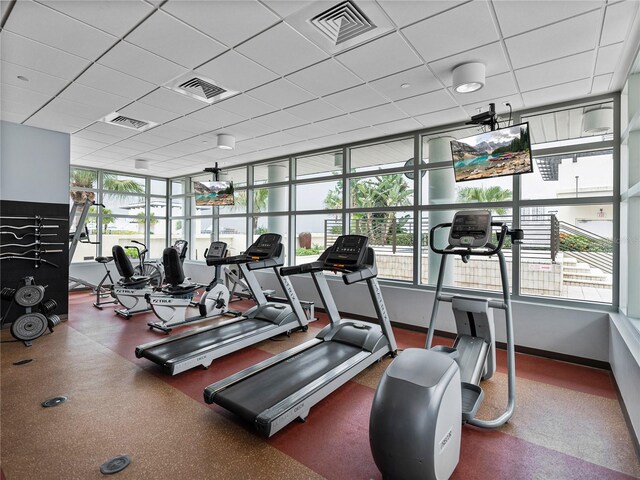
<box><xmin>141</xmin><ymin>318</ymin><xmax>274</xmax><ymax>365</ymax></box>
<box><xmin>212</xmin><ymin>341</ymin><xmax>362</xmax><ymax>421</ymax></box>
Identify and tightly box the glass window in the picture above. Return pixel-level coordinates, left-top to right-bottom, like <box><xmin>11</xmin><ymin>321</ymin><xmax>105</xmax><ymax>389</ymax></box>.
<box><xmin>102</xmin><ymin>194</ymin><xmax>146</xmax><ymax>216</ymax></box>
<box><xmin>150</xmin><ymin>178</ymin><xmax>166</xmax><ymax>196</ymax></box>
<box><xmin>296</xmin><ymin>151</ymin><xmax>343</xmax><ymax>179</ymax></box>
<box><xmin>296</xmin><ymin>180</ymin><xmax>341</xmax><ymax>211</ymax></box>
<box><xmin>252</xmin><ymin>186</ymin><xmax>288</xmax><ymax>213</ymax></box>
<box><xmin>421</xmin><ymin>167</ymin><xmax>513</xmax><ymax>205</ymax></box>
<box><xmin>171</xmin><ymin>197</ymin><xmax>185</xmax><ymax>217</ymax></box>
<box><xmin>350</xmin><ymin>173</ymin><xmax>414</xmax><ymax>208</ymax></box>
<box><xmin>218</xmin><ymin>217</ymin><xmax>247</xmax><ymax>256</ymax></box>
<box><xmin>219</xmin><ymin>189</ymin><xmax>247</xmax><ymax>215</ymax></box>
<box><xmin>253</xmin><ymin>215</ymin><xmax>288</xmax><ymax>261</ymax></box>
<box><xmin>220</xmin><ymin>167</ymin><xmax>247</xmax><ymax>188</ymax></box>
<box><xmin>102</xmin><ymin>172</ymin><xmax>145</xmax><ymax>194</ymax></box>
<box><xmin>70</xmin><ymin>168</ymin><xmax>97</xmax><ymax>189</ymax></box>
<box><xmin>171</xmin><ymin>179</ymin><xmax>185</xmax><ymax>195</ymax></box>
<box><xmin>295</xmin><ymin>214</ymin><xmax>339</xmax><ymax>264</ymax></box>
<box><xmin>253</xmin><ymin>160</ymin><xmax>289</xmax><ymax>185</ymax></box>
<box><xmin>350</xmin><ymin>137</ymin><xmax>413</xmax><ymax>173</ymax></box>
<box><xmin>72</xmin><ymin>214</ymin><xmax>99</xmax><ymax>262</ymax></box>
<box><xmin>171</xmin><ymin>219</ymin><xmax>186</xmax><ymax>245</ymax></box>
<box><xmin>189</xmin><ymin>217</ymin><xmax>212</xmax><ymax>260</ymax></box>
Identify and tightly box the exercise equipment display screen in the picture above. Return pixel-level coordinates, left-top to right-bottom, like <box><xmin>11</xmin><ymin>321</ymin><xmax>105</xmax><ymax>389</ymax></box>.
<box><xmin>449</xmin><ymin>211</ymin><xmax>492</xmax><ymax>247</ymax></box>
<box><xmin>326</xmin><ymin>235</ymin><xmax>368</xmax><ymax>266</ymax></box>
<box><xmin>206</xmin><ymin>242</ymin><xmax>227</xmax><ymax>258</ymax></box>
<box><xmin>246</xmin><ymin>234</ymin><xmax>281</xmax><ymax>258</ymax></box>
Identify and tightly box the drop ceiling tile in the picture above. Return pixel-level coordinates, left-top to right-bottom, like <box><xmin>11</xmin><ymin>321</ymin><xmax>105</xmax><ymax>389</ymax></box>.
<box><xmin>84</xmin><ymin>121</ymin><xmax>138</xmax><ymax>139</ymax></box>
<box><xmin>254</xmin><ymin>110</ymin><xmax>302</xmax><ymax>131</ymax></box>
<box><xmin>111</xmin><ymin>138</ymin><xmax>155</xmax><ymax>152</ymax></box>
<box><xmin>25</xmin><ymin>108</ymin><xmax>92</xmax><ymax>132</ymax></box>
<box><xmin>1</xmin><ymin>61</ymin><xmax>69</xmax><ymax>96</ymax></box>
<box><xmin>186</xmin><ymin>105</ymin><xmax>245</xmax><ymax>130</ymax></box>
<box><xmin>98</xmin><ymin>41</ymin><xmax>188</xmax><ymax>86</ymax></box>
<box><xmin>0</xmin><ymin>82</ymin><xmax>52</xmax><ymax>110</ymax></box>
<box><xmin>516</xmin><ymin>51</ymin><xmax>594</xmax><ymax>92</ymax></box>
<box><xmin>101</xmin><ymin>145</ymin><xmax>141</xmax><ymax>156</ymax></box>
<box><xmin>4</xmin><ymin>0</ymin><xmax>116</xmax><ymax>60</ymax></box>
<box><xmin>74</xmin><ymin>128</ymin><xmax>125</xmax><ymax>144</ymax></box>
<box><xmin>0</xmin><ymin>99</ymin><xmax>40</xmax><ymax>120</ymax></box>
<box><xmin>414</xmin><ymin>107</ymin><xmax>467</xmax><ymax>129</ymax></box>
<box><xmin>373</xmin><ymin>117</ymin><xmax>422</xmax><ymax>136</ymax></box>
<box><xmin>505</xmin><ymin>11</ymin><xmax>600</xmax><ymax>69</ymax></box>
<box><xmin>44</xmin><ymin>0</ymin><xmax>153</xmax><ymax>37</ymax></box>
<box><xmin>284</xmin><ymin>123</ymin><xmax>332</xmax><ymax>140</ymax></box>
<box><xmin>521</xmin><ymin>78</ymin><xmax>592</xmax><ymax>108</ymax></box>
<box><xmin>0</xmin><ymin>31</ymin><xmax>90</xmax><ymax>80</ymax></box>
<box><xmin>493</xmin><ymin>0</ymin><xmax>603</xmax><ymax>38</ymax></box>
<box><xmin>72</xmin><ymin>137</ymin><xmax>109</xmax><ymax>150</ymax></box>
<box><xmin>117</xmin><ymin>100</ymin><xmax>181</xmax><ymax>124</ymax></box>
<box><xmin>45</xmin><ymin>97</ymin><xmax>115</xmax><ymax>120</ymax></box>
<box><xmin>402</xmin><ymin>2</ymin><xmax>498</xmax><ymax>62</ymax></box>
<box><xmin>59</xmin><ymin>83</ymin><xmax>131</xmax><ymax>113</ymax></box>
<box><xmin>591</xmin><ymin>73</ymin><xmax>613</xmax><ymax>93</ymax></box>
<box><xmin>196</xmin><ymin>50</ymin><xmax>279</xmax><ymax>92</ymax></box>
<box><xmin>75</xmin><ymin>63</ymin><xmax>156</xmax><ymax>100</ymax></box>
<box><xmin>601</xmin><ymin>0</ymin><xmax>639</xmax><ymax>46</ymax></box>
<box><xmin>323</xmin><ymin>84</ymin><xmax>389</xmax><ymax>113</ymax></box>
<box><xmin>218</xmin><ymin>120</ymin><xmax>273</xmax><ymax>140</ymax></box>
<box><xmin>314</xmin><ymin>114</ymin><xmax>368</xmax><ymax>134</ymax></box>
<box><xmin>143</xmin><ymin>123</ymin><xmax>196</xmax><ymax>142</ymax></box>
<box><xmin>286</xmin><ymin>59</ymin><xmax>363</xmax><ymax>97</ymax></box>
<box><xmin>595</xmin><ymin>43</ymin><xmax>624</xmax><ymax>75</ymax></box>
<box><xmin>162</xmin><ymin>0</ymin><xmax>280</xmax><ymax>47</ymax></box>
<box><xmin>453</xmin><ymin>72</ymin><xmax>518</xmax><ymax>106</ymax></box>
<box><xmin>462</xmin><ymin>96</ymin><xmax>523</xmax><ymax>118</ymax></box>
<box><xmin>350</xmin><ymin>103</ymin><xmax>408</xmax><ymax>125</ymax></box>
<box><xmin>394</xmin><ymin>89</ymin><xmax>457</xmax><ymax>117</ymax></box>
<box><xmin>428</xmin><ymin>42</ymin><xmax>510</xmax><ymax>87</ymax></box>
<box><xmin>378</xmin><ymin>0</ymin><xmax>466</xmax><ymax>28</ymax></box>
<box><xmin>286</xmin><ymin>99</ymin><xmax>344</xmax><ymax>123</ymax></box>
<box><xmin>258</xmin><ymin>0</ymin><xmax>315</xmax><ymax>17</ymax></box>
<box><xmin>165</xmin><ymin>115</ymin><xmax>216</xmax><ymax>135</ymax></box>
<box><xmin>336</xmin><ymin>33</ymin><xmax>422</xmax><ymax>82</ymax></box>
<box><xmin>247</xmin><ymin>78</ymin><xmax>316</xmax><ymax>109</ymax></box>
<box><xmin>126</xmin><ymin>10</ymin><xmax>227</xmax><ymax>69</ymax></box>
<box><xmin>138</xmin><ymin>88</ymin><xmax>205</xmax><ymax>115</ymax></box>
<box><xmin>216</xmin><ymin>94</ymin><xmax>277</xmax><ymax>118</ymax></box>
<box><xmin>369</xmin><ymin>66</ymin><xmax>442</xmax><ymax>102</ymax></box>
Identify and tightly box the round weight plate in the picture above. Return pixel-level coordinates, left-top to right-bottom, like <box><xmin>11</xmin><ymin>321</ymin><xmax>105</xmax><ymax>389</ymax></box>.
<box><xmin>14</xmin><ymin>285</ymin><xmax>45</xmax><ymax>307</ymax></box>
<box><xmin>11</xmin><ymin>313</ymin><xmax>48</xmax><ymax>341</ymax></box>
<box><xmin>42</xmin><ymin>395</ymin><xmax>67</xmax><ymax>408</ymax></box>
<box><xmin>100</xmin><ymin>455</ymin><xmax>131</xmax><ymax>475</ymax></box>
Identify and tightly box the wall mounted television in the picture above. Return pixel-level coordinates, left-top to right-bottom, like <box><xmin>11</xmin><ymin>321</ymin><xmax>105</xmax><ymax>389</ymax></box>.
<box><xmin>193</xmin><ymin>181</ymin><xmax>235</xmax><ymax>206</ymax></box>
<box><xmin>450</xmin><ymin>122</ymin><xmax>532</xmax><ymax>182</ymax></box>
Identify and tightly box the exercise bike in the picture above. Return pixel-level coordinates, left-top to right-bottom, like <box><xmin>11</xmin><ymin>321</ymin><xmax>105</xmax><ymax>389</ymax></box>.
<box><xmin>369</xmin><ymin>210</ymin><xmax>523</xmax><ymax>480</ymax></box>
<box><xmin>147</xmin><ymin>241</ymin><xmax>240</xmax><ymax>333</ymax></box>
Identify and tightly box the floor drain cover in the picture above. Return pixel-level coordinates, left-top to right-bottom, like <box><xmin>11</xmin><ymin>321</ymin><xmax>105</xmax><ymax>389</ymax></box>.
<box><xmin>13</xmin><ymin>359</ymin><xmax>33</xmax><ymax>365</ymax></box>
<box><xmin>41</xmin><ymin>396</ymin><xmax>67</xmax><ymax>408</ymax></box>
<box><xmin>100</xmin><ymin>455</ymin><xmax>131</xmax><ymax>474</ymax></box>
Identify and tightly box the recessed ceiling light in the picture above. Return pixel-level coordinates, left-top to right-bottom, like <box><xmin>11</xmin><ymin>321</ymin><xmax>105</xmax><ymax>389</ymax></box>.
<box><xmin>452</xmin><ymin>62</ymin><xmax>485</xmax><ymax>94</ymax></box>
<box><xmin>400</xmin><ymin>83</ymin><xmax>411</xmax><ymax>89</ymax></box>
<box><xmin>17</xmin><ymin>75</ymin><xmax>29</xmax><ymax>82</ymax></box>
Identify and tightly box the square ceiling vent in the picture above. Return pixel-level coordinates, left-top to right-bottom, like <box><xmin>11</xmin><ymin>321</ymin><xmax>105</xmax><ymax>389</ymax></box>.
<box><xmin>166</xmin><ymin>72</ymin><xmax>239</xmax><ymax>104</ymax></box>
<box><xmin>100</xmin><ymin>112</ymin><xmax>158</xmax><ymax>131</ymax></box>
<box><xmin>287</xmin><ymin>0</ymin><xmax>393</xmax><ymax>54</ymax></box>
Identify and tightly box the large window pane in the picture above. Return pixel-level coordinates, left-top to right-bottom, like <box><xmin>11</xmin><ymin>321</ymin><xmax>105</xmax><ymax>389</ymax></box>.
<box><xmin>171</xmin><ymin>179</ymin><xmax>184</xmax><ymax>195</ymax></box>
<box><xmin>295</xmin><ymin>214</ymin><xmax>339</xmax><ymax>264</ymax></box>
<box><xmin>296</xmin><ymin>151</ymin><xmax>342</xmax><ymax>179</ymax></box>
<box><xmin>218</xmin><ymin>217</ymin><xmax>247</xmax><ymax>256</ymax></box>
<box><xmin>421</xmin><ymin>167</ymin><xmax>513</xmax><ymax>205</ymax></box>
<box><xmin>171</xmin><ymin>197</ymin><xmax>185</xmax><ymax>216</ymax></box>
<box><xmin>252</xmin><ymin>186</ymin><xmax>288</xmax><ymax>213</ymax></box>
<box><xmin>220</xmin><ymin>167</ymin><xmax>247</xmax><ymax>188</ymax></box>
<box><xmin>103</xmin><ymin>194</ymin><xmax>146</xmax><ymax>216</ymax></box>
<box><xmin>171</xmin><ymin>219</ymin><xmax>187</xmax><ymax>246</ymax></box>
<box><xmin>219</xmin><ymin>189</ymin><xmax>247</xmax><ymax>215</ymax></box>
<box><xmin>350</xmin><ymin>173</ymin><xmax>414</xmax><ymax>208</ymax></box>
<box><xmin>70</xmin><ymin>168</ymin><xmax>97</xmax><ymax>203</ymax></box>
<box><xmin>350</xmin><ymin>137</ymin><xmax>413</xmax><ymax>173</ymax></box>
<box><xmin>189</xmin><ymin>217</ymin><xmax>212</xmax><ymax>260</ymax></box>
<box><xmin>253</xmin><ymin>160</ymin><xmax>289</xmax><ymax>185</ymax></box>
<box><xmin>520</xmin><ymin>205</ymin><xmax>613</xmax><ymax>303</ymax></box>
<box><xmin>150</xmin><ymin>178</ymin><xmax>166</xmax><ymax>196</ymax></box>
<box><xmin>102</xmin><ymin>172</ymin><xmax>145</xmax><ymax>194</ymax></box>
<box><xmin>296</xmin><ymin>180</ymin><xmax>340</xmax><ymax>211</ymax></box>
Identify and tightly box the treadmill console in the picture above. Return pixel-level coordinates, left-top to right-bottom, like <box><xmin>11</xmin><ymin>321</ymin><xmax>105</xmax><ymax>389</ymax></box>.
<box><xmin>206</xmin><ymin>241</ymin><xmax>227</xmax><ymax>260</ymax></box>
<box><xmin>449</xmin><ymin>210</ymin><xmax>492</xmax><ymax>248</ymax></box>
<box><xmin>244</xmin><ymin>233</ymin><xmax>282</xmax><ymax>259</ymax></box>
<box><xmin>324</xmin><ymin>235</ymin><xmax>369</xmax><ymax>268</ymax></box>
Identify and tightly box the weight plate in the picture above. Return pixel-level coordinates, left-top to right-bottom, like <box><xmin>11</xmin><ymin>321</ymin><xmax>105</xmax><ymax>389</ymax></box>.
<box><xmin>42</xmin><ymin>395</ymin><xmax>67</xmax><ymax>408</ymax></box>
<box><xmin>14</xmin><ymin>285</ymin><xmax>45</xmax><ymax>307</ymax></box>
<box><xmin>11</xmin><ymin>313</ymin><xmax>48</xmax><ymax>341</ymax></box>
<box><xmin>100</xmin><ymin>455</ymin><xmax>131</xmax><ymax>475</ymax></box>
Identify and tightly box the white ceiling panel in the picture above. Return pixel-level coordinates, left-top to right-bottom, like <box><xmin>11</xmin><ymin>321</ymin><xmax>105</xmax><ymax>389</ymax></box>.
<box><xmin>216</xmin><ymin>94</ymin><xmax>277</xmax><ymax>119</ymax></box>
<box><xmin>595</xmin><ymin>43</ymin><xmax>624</xmax><ymax>76</ymax></box>
<box><xmin>74</xmin><ymin>127</ymin><xmax>126</xmax><ymax>144</ymax></box>
<box><xmin>223</xmin><ymin>120</ymin><xmax>275</xmax><ymax>140</ymax></box>
<box><xmin>109</xmin><ymin>138</ymin><xmax>153</xmax><ymax>152</ymax></box>
<box><xmin>351</xmin><ymin>103</ymin><xmax>408</xmax><ymax>125</ymax></box>
<box><xmin>505</xmin><ymin>11</ymin><xmax>600</xmax><ymax>69</ymax></box>
<box><xmin>284</xmin><ymin>123</ymin><xmax>332</xmax><ymax>140</ymax></box>
<box><xmin>1</xmin><ymin>61</ymin><xmax>69</xmax><ymax>96</ymax></box>
<box><xmin>402</xmin><ymin>2</ymin><xmax>498</xmax><ymax>62</ymax></box>
<box><xmin>453</xmin><ymin>72</ymin><xmax>518</xmax><ymax>105</ymax></box>
<box><xmin>98</xmin><ymin>41</ymin><xmax>187</xmax><ymax>86</ymax></box>
<box><xmin>286</xmin><ymin>99</ymin><xmax>344</xmax><ymax>123</ymax></box>
<box><xmin>373</xmin><ymin>117</ymin><xmax>422</xmax><ymax>136</ymax></box>
<box><xmin>369</xmin><ymin>66</ymin><xmax>442</xmax><ymax>102</ymax></box>
<box><xmin>44</xmin><ymin>97</ymin><xmax>114</xmax><ymax>121</ymax></box>
<box><xmin>254</xmin><ymin>130</ymin><xmax>298</xmax><ymax>147</ymax></box>
<box><xmin>118</xmin><ymin>101</ymin><xmax>180</xmax><ymax>124</ymax></box>
<box><xmin>0</xmin><ymin>31</ymin><xmax>90</xmax><ymax>80</ymax></box>
<box><xmin>314</xmin><ymin>114</ymin><xmax>368</xmax><ymax>134</ymax></box>
<box><xmin>186</xmin><ymin>105</ymin><xmax>245</xmax><ymax>130</ymax></box>
<box><xmin>142</xmin><ymin>123</ymin><xmax>195</xmax><ymax>142</ymax></box>
<box><xmin>0</xmin><ymin>99</ymin><xmax>40</xmax><ymax>120</ymax></box>
<box><xmin>196</xmin><ymin>50</ymin><xmax>279</xmax><ymax>92</ymax></box>
<box><xmin>377</xmin><ymin>0</ymin><xmax>467</xmax><ymax>28</ymax></box>
<box><xmin>395</xmin><ymin>89</ymin><xmax>457</xmax><ymax>117</ymax></box>
<box><xmin>258</xmin><ymin>0</ymin><xmax>315</xmax><ymax>17</ymax></box>
<box><xmin>493</xmin><ymin>0</ymin><xmax>603</xmax><ymax>38</ymax></box>
<box><xmin>286</xmin><ymin>59</ymin><xmax>362</xmax><ymax>97</ymax></box>
<box><xmin>72</xmin><ymin>136</ymin><xmax>109</xmax><ymax>149</ymax></box>
<box><xmin>125</xmin><ymin>10</ymin><xmax>227</xmax><ymax>69</ymax></box>
<box><xmin>165</xmin><ymin>115</ymin><xmax>216</xmax><ymax>136</ymax></box>
<box><xmin>254</xmin><ymin>110</ymin><xmax>302</xmax><ymax>131</ymax></box>
<box><xmin>4</xmin><ymin>0</ymin><xmax>116</xmax><ymax>60</ymax></box>
<box><xmin>591</xmin><ymin>73</ymin><xmax>613</xmax><ymax>94</ymax></box>
<box><xmin>75</xmin><ymin>63</ymin><xmax>156</xmax><ymax>100</ymax></box>
<box><xmin>236</xmin><ymin>22</ymin><xmax>328</xmax><ymax>76</ymax></box>
<box><xmin>83</xmin><ymin>121</ymin><xmax>138</xmax><ymax>139</ymax></box>
<box><xmin>336</xmin><ymin>33</ymin><xmax>422</xmax><ymax>81</ymax></box>
<box><xmin>516</xmin><ymin>51</ymin><xmax>594</xmax><ymax>92</ymax></box>
<box><xmin>414</xmin><ymin>107</ymin><xmax>467</xmax><ymax>129</ymax></box>
<box><xmin>323</xmin><ymin>84</ymin><xmax>389</xmax><ymax>113</ymax></box>
<box><xmin>428</xmin><ymin>42</ymin><xmax>510</xmax><ymax>87</ymax></box>
<box><xmin>1</xmin><ymin>81</ymin><xmax>59</xmax><ymax>110</ymax></box>
<box><xmin>162</xmin><ymin>0</ymin><xmax>280</xmax><ymax>48</ymax></box>
<box><xmin>25</xmin><ymin>108</ymin><xmax>93</xmax><ymax>132</ymax></box>
<box><xmin>138</xmin><ymin>88</ymin><xmax>205</xmax><ymax>115</ymax></box>
<box><xmin>601</xmin><ymin>0</ymin><xmax>639</xmax><ymax>46</ymax></box>
<box><xmin>43</xmin><ymin>0</ymin><xmax>154</xmax><ymax>38</ymax></box>
<box><xmin>521</xmin><ymin>78</ymin><xmax>592</xmax><ymax>107</ymax></box>
<box><xmin>247</xmin><ymin>78</ymin><xmax>316</xmax><ymax>109</ymax></box>
<box><xmin>58</xmin><ymin>83</ymin><xmax>131</xmax><ymax>113</ymax></box>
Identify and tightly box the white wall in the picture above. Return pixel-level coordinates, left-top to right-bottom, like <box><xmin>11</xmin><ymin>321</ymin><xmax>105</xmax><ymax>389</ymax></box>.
<box><xmin>0</xmin><ymin>121</ymin><xmax>70</xmax><ymax>204</ymax></box>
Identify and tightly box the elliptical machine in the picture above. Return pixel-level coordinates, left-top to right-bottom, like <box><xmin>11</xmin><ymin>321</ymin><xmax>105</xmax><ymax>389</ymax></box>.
<box><xmin>147</xmin><ymin>241</ymin><xmax>240</xmax><ymax>333</ymax></box>
<box><xmin>369</xmin><ymin>210</ymin><xmax>523</xmax><ymax>480</ymax></box>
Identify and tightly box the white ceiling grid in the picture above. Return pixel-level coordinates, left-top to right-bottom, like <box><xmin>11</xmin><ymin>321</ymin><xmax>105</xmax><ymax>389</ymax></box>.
<box><xmin>0</xmin><ymin>0</ymin><xmax>638</xmax><ymax>178</ymax></box>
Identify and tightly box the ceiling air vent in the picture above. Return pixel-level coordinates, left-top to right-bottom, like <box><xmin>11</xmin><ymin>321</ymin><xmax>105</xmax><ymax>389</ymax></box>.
<box><xmin>166</xmin><ymin>72</ymin><xmax>239</xmax><ymax>104</ymax></box>
<box><xmin>311</xmin><ymin>1</ymin><xmax>375</xmax><ymax>45</ymax></box>
<box><xmin>100</xmin><ymin>112</ymin><xmax>158</xmax><ymax>132</ymax></box>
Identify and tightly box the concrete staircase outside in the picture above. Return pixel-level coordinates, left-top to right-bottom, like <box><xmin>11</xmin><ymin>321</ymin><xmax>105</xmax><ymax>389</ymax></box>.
<box><xmin>562</xmin><ymin>256</ymin><xmax>612</xmax><ymax>289</ymax></box>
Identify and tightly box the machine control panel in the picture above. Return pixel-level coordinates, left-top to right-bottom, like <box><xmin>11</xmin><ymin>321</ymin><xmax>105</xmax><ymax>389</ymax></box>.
<box><xmin>325</xmin><ymin>235</ymin><xmax>368</xmax><ymax>267</ymax></box>
<box><xmin>449</xmin><ymin>210</ymin><xmax>492</xmax><ymax>248</ymax></box>
<box><xmin>245</xmin><ymin>233</ymin><xmax>282</xmax><ymax>259</ymax></box>
<box><xmin>172</xmin><ymin>240</ymin><xmax>189</xmax><ymax>258</ymax></box>
<box><xmin>205</xmin><ymin>241</ymin><xmax>227</xmax><ymax>260</ymax></box>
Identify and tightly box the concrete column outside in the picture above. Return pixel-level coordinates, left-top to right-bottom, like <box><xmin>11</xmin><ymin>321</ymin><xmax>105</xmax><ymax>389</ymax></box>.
<box><xmin>266</xmin><ymin>164</ymin><xmax>288</xmax><ymax>237</ymax></box>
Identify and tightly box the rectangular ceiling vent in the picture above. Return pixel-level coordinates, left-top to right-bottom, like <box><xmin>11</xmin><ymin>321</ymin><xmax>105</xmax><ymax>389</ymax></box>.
<box><xmin>100</xmin><ymin>112</ymin><xmax>158</xmax><ymax>132</ymax></box>
<box><xmin>311</xmin><ymin>1</ymin><xmax>375</xmax><ymax>45</ymax></box>
<box><xmin>166</xmin><ymin>72</ymin><xmax>239</xmax><ymax>104</ymax></box>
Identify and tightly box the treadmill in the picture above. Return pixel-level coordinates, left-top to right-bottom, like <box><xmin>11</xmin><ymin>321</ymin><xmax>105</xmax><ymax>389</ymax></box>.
<box><xmin>135</xmin><ymin>234</ymin><xmax>308</xmax><ymax>375</ymax></box>
<box><xmin>204</xmin><ymin>235</ymin><xmax>398</xmax><ymax>437</ymax></box>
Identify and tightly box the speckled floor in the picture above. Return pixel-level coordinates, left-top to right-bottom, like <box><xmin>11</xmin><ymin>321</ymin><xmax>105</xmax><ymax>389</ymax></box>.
<box><xmin>1</xmin><ymin>292</ymin><xmax>638</xmax><ymax>479</ymax></box>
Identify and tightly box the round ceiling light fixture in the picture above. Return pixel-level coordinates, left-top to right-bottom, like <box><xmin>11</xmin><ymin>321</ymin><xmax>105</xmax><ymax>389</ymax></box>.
<box><xmin>452</xmin><ymin>62</ymin><xmax>485</xmax><ymax>93</ymax></box>
<box><xmin>217</xmin><ymin>134</ymin><xmax>235</xmax><ymax>150</ymax></box>
<box><xmin>583</xmin><ymin>108</ymin><xmax>613</xmax><ymax>133</ymax></box>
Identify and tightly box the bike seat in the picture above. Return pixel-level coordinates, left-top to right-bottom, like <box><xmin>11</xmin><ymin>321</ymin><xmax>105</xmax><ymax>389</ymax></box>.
<box><xmin>95</xmin><ymin>256</ymin><xmax>113</xmax><ymax>264</ymax></box>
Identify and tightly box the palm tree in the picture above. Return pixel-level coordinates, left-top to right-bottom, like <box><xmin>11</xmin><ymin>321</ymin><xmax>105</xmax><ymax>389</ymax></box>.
<box><xmin>457</xmin><ymin>186</ymin><xmax>512</xmax><ymax>215</ymax></box>
<box><xmin>70</xmin><ymin>169</ymin><xmax>145</xmax><ymax>204</ymax></box>
<box><xmin>235</xmin><ymin>188</ymin><xmax>269</xmax><ymax>233</ymax></box>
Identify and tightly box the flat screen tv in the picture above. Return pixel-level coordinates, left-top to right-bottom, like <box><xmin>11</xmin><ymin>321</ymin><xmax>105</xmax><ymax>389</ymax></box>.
<box><xmin>450</xmin><ymin>122</ymin><xmax>532</xmax><ymax>182</ymax></box>
<box><xmin>194</xmin><ymin>180</ymin><xmax>235</xmax><ymax>206</ymax></box>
